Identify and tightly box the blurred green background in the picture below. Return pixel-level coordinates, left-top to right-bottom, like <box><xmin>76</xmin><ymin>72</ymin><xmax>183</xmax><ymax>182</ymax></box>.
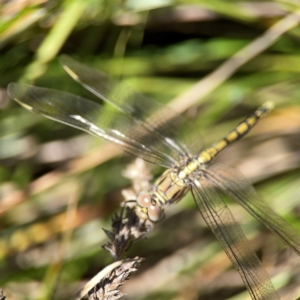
<box><xmin>0</xmin><ymin>1</ymin><xmax>300</xmax><ymax>299</ymax></box>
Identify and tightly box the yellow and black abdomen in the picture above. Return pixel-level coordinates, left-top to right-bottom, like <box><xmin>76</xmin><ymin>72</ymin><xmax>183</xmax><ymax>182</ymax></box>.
<box><xmin>198</xmin><ymin>101</ymin><xmax>274</xmax><ymax>164</ymax></box>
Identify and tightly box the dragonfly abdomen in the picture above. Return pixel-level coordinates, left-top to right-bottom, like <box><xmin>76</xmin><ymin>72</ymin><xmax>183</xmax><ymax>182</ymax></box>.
<box><xmin>198</xmin><ymin>101</ymin><xmax>274</xmax><ymax>164</ymax></box>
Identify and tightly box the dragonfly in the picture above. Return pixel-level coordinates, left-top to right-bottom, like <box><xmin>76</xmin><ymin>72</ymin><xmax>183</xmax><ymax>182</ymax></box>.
<box><xmin>8</xmin><ymin>55</ymin><xmax>300</xmax><ymax>300</ymax></box>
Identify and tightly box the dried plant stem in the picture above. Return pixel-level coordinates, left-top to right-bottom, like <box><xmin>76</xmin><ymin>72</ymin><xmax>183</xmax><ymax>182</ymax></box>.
<box><xmin>70</xmin><ymin>260</ymin><xmax>123</xmax><ymax>300</ymax></box>
<box><xmin>71</xmin><ymin>159</ymin><xmax>152</xmax><ymax>300</ymax></box>
<box><xmin>0</xmin><ymin>288</ymin><xmax>5</xmax><ymax>300</ymax></box>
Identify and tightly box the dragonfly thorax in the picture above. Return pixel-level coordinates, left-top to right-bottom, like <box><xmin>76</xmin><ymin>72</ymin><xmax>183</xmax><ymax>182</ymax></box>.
<box><xmin>153</xmin><ymin>168</ymin><xmax>191</xmax><ymax>202</ymax></box>
<box><xmin>134</xmin><ymin>165</ymin><xmax>194</xmax><ymax>223</ymax></box>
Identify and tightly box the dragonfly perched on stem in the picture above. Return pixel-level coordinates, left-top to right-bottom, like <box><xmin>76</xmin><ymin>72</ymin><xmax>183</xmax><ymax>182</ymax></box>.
<box><xmin>8</xmin><ymin>56</ymin><xmax>300</xmax><ymax>300</ymax></box>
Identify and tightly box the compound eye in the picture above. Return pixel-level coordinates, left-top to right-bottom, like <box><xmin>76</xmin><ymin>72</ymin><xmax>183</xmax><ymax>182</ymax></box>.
<box><xmin>137</xmin><ymin>191</ymin><xmax>151</xmax><ymax>208</ymax></box>
<box><xmin>148</xmin><ymin>205</ymin><xmax>164</xmax><ymax>222</ymax></box>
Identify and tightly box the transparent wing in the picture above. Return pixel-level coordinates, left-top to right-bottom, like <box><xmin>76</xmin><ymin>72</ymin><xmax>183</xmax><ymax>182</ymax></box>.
<box><xmin>207</xmin><ymin>164</ymin><xmax>300</xmax><ymax>255</ymax></box>
<box><xmin>191</xmin><ymin>176</ymin><xmax>279</xmax><ymax>300</ymax></box>
<box><xmin>59</xmin><ymin>55</ymin><xmax>203</xmax><ymax>158</ymax></box>
<box><xmin>7</xmin><ymin>83</ymin><xmax>179</xmax><ymax>167</ymax></box>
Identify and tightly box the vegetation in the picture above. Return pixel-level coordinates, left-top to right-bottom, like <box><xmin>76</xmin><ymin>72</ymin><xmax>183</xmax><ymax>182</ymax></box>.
<box><xmin>0</xmin><ymin>1</ymin><xmax>300</xmax><ymax>299</ymax></box>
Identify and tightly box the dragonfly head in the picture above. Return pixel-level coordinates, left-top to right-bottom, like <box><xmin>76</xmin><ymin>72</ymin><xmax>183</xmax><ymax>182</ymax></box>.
<box><xmin>135</xmin><ymin>191</ymin><xmax>165</xmax><ymax>222</ymax></box>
